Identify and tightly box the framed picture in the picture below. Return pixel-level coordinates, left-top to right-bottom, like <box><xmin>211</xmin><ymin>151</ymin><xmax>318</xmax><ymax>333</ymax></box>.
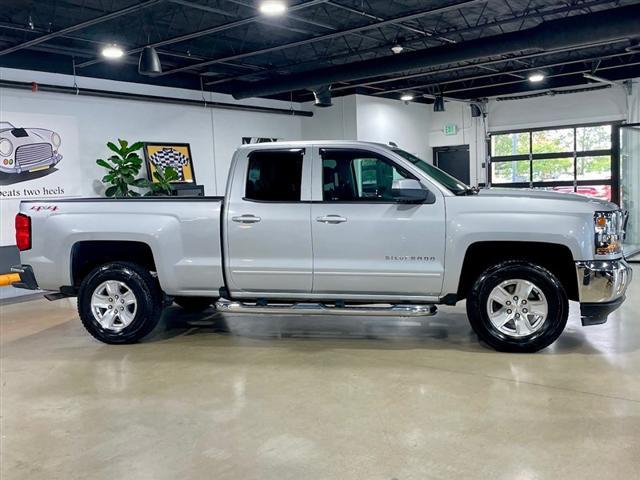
<box><xmin>142</xmin><ymin>142</ymin><xmax>196</xmax><ymax>184</ymax></box>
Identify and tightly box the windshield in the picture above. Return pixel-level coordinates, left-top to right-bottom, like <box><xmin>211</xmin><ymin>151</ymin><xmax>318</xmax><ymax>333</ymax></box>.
<box><xmin>392</xmin><ymin>148</ymin><xmax>471</xmax><ymax>195</ymax></box>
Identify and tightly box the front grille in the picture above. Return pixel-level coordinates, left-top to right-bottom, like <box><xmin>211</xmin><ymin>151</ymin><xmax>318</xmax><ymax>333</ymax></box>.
<box><xmin>15</xmin><ymin>143</ymin><xmax>53</xmax><ymax>167</ymax></box>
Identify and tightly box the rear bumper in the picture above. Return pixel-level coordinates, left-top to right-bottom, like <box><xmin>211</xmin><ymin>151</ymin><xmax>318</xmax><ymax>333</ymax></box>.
<box><xmin>10</xmin><ymin>265</ymin><xmax>39</xmax><ymax>290</ymax></box>
<box><xmin>576</xmin><ymin>259</ymin><xmax>632</xmax><ymax>325</ymax></box>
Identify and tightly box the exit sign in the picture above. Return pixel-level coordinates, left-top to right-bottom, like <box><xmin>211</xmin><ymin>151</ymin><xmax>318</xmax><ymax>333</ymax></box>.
<box><xmin>443</xmin><ymin>123</ymin><xmax>458</xmax><ymax>135</ymax></box>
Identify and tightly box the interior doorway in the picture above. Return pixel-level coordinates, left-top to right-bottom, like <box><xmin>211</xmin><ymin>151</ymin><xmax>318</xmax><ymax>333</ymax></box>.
<box><xmin>433</xmin><ymin>145</ymin><xmax>470</xmax><ymax>185</ymax></box>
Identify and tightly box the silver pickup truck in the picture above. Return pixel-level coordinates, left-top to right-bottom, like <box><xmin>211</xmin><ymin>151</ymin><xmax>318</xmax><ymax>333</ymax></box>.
<box><xmin>13</xmin><ymin>141</ymin><xmax>632</xmax><ymax>352</ymax></box>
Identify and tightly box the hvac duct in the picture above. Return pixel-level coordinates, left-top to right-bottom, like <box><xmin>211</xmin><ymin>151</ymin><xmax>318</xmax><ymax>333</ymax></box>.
<box><xmin>311</xmin><ymin>85</ymin><xmax>332</xmax><ymax>107</ymax></box>
<box><xmin>232</xmin><ymin>4</ymin><xmax>640</xmax><ymax>100</ymax></box>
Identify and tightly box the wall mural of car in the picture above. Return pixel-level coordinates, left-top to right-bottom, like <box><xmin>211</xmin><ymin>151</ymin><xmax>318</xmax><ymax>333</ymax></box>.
<box><xmin>0</xmin><ymin>121</ymin><xmax>63</xmax><ymax>175</ymax></box>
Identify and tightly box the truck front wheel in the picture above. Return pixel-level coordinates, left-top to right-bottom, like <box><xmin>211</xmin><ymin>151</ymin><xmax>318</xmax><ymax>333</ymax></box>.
<box><xmin>77</xmin><ymin>262</ymin><xmax>163</xmax><ymax>344</ymax></box>
<box><xmin>466</xmin><ymin>260</ymin><xmax>568</xmax><ymax>353</ymax></box>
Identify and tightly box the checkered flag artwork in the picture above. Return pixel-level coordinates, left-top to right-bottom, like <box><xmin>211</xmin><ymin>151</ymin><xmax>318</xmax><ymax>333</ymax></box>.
<box><xmin>149</xmin><ymin>147</ymin><xmax>189</xmax><ymax>181</ymax></box>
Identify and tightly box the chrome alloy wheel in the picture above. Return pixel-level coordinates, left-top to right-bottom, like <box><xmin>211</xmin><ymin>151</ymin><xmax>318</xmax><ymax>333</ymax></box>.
<box><xmin>90</xmin><ymin>280</ymin><xmax>137</xmax><ymax>331</ymax></box>
<box><xmin>486</xmin><ymin>279</ymin><xmax>548</xmax><ymax>338</ymax></box>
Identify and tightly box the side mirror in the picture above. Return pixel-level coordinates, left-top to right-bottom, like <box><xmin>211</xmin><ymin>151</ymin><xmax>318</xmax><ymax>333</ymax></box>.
<box><xmin>391</xmin><ymin>179</ymin><xmax>435</xmax><ymax>203</ymax></box>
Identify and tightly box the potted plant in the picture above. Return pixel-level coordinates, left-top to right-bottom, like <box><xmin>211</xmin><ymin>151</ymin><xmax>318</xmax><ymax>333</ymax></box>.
<box><xmin>96</xmin><ymin>139</ymin><xmax>147</xmax><ymax>197</ymax></box>
<box><xmin>97</xmin><ymin>139</ymin><xmax>177</xmax><ymax>197</ymax></box>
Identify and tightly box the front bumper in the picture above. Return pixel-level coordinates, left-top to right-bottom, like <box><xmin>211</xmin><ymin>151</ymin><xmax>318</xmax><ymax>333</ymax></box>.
<box><xmin>0</xmin><ymin>153</ymin><xmax>62</xmax><ymax>174</ymax></box>
<box><xmin>576</xmin><ymin>259</ymin><xmax>632</xmax><ymax>325</ymax></box>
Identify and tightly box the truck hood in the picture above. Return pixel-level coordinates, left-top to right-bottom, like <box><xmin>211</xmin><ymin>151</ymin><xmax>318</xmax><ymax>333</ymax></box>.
<box><xmin>477</xmin><ymin>187</ymin><xmax>617</xmax><ymax>210</ymax></box>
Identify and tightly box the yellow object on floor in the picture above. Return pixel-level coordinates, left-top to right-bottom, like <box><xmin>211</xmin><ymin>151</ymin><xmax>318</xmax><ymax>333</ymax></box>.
<box><xmin>0</xmin><ymin>273</ymin><xmax>21</xmax><ymax>286</ymax></box>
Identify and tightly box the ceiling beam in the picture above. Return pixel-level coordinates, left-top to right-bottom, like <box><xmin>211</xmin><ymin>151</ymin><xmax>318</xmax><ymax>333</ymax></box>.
<box><xmin>204</xmin><ymin>0</ymin><xmax>613</xmax><ymax>88</ymax></box>
<box><xmin>159</xmin><ymin>0</ymin><xmax>485</xmax><ymax>76</ymax></box>
<box><xmin>374</xmin><ymin>51</ymin><xmax>636</xmax><ymax>96</ymax></box>
<box><xmin>0</xmin><ymin>0</ymin><xmax>165</xmax><ymax>57</ymax></box>
<box><xmin>76</xmin><ymin>0</ymin><xmax>329</xmax><ymax>69</ymax></box>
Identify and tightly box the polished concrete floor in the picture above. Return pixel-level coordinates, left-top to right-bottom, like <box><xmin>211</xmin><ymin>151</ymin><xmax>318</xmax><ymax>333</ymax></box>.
<box><xmin>1</xmin><ymin>280</ymin><xmax>639</xmax><ymax>480</ymax></box>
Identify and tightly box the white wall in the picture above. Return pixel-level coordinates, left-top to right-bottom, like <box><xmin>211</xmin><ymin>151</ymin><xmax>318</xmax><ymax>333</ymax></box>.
<box><xmin>354</xmin><ymin>95</ymin><xmax>430</xmax><ymax>159</ymax></box>
<box><xmin>301</xmin><ymin>95</ymin><xmax>357</xmax><ymax>141</ymax></box>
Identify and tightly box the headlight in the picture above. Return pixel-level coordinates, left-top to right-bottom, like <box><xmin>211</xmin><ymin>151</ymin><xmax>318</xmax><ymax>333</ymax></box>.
<box><xmin>594</xmin><ymin>211</ymin><xmax>624</xmax><ymax>255</ymax></box>
<box><xmin>0</xmin><ymin>138</ymin><xmax>13</xmax><ymax>157</ymax></box>
<box><xmin>51</xmin><ymin>132</ymin><xmax>61</xmax><ymax>148</ymax></box>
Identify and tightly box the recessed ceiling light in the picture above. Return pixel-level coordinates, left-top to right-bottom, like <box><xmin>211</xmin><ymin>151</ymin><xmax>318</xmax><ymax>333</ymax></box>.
<box><xmin>259</xmin><ymin>0</ymin><xmax>287</xmax><ymax>16</ymax></box>
<box><xmin>101</xmin><ymin>44</ymin><xmax>124</xmax><ymax>59</ymax></box>
<box><xmin>400</xmin><ymin>93</ymin><xmax>414</xmax><ymax>102</ymax></box>
<box><xmin>391</xmin><ymin>44</ymin><xmax>404</xmax><ymax>54</ymax></box>
<box><xmin>528</xmin><ymin>72</ymin><xmax>545</xmax><ymax>82</ymax></box>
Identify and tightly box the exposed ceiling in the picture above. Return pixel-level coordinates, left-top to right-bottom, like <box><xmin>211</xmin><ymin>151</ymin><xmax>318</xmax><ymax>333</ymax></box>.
<box><xmin>1</xmin><ymin>0</ymin><xmax>640</xmax><ymax>104</ymax></box>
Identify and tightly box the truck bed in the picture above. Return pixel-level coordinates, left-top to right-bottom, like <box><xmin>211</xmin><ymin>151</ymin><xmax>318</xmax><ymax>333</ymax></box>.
<box><xmin>18</xmin><ymin>197</ymin><xmax>225</xmax><ymax>296</ymax></box>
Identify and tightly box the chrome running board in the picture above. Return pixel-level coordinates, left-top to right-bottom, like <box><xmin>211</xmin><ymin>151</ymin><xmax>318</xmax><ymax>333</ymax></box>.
<box><xmin>215</xmin><ymin>299</ymin><xmax>437</xmax><ymax>317</ymax></box>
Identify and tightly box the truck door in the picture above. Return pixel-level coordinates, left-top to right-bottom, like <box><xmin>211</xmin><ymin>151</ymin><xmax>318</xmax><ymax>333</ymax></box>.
<box><xmin>224</xmin><ymin>148</ymin><xmax>313</xmax><ymax>295</ymax></box>
<box><xmin>311</xmin><ymin>147</ymin><xmax>446</xmax><ymax>298</ymax></box>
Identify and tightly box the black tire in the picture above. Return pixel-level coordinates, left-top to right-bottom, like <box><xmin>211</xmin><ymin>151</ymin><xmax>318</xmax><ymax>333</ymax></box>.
<box><xmin>78</xmin><ymin>262</ymin><xmax>163</xmax><ymax>344</ymax></box>
<box><xmin>466</xmin><ymin>260</ymin><xmax>568</xmax><ymax>353</ymax></box>
<box><xmin>173</xmin><ymin>296</ymin><xmax>216</xmax><ymax>312</ymax></box>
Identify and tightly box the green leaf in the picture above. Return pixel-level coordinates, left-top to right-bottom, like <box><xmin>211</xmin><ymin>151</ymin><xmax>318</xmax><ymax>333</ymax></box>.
<box><xmin>127</xmin><ymin>141</ymin><xmax>144</xmax><ymax>154</ymax></box>
<box><xmin>105</xmin><ymin>186</ymin><xmax>118</xmax><ymax>197</ymax></box>
<box><xmin>164</xmin><ymin>167</ymin><xmax>179</xmax><ymax>182</ymax></box>
<box><xmin>102</xmin><ymin>174</ymin><xmax>115</xmax><ymax>183</ymax></box>
<box><xmin>106</xmin><ymin>142</ymin><xmax>121</xmax><ymax>156</ymax></box>
<box><xmin>132</xmin><ymin>178</ymin><xmax>150</xmax><ymax>187</ymax></box>
<box><xmin>118</xmin><ymin>139</ymin><xmax>129</xmax><ymax>150</ymax></box>
<box><xmin>129</xmin><ymin>190</ymin><xmax>141</xmax><ymax>197</ymax></box>
<box><xmin>96</xmin><ymin>159</ymin><xmax>113</xmax><ymax>169</ymax></box>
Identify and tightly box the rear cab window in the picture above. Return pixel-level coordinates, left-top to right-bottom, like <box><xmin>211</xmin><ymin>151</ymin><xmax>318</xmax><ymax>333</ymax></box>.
<box><xmin>245</xmin><ymin>149</ymin><xmax>304</xmax><ymax>201</ymax></box>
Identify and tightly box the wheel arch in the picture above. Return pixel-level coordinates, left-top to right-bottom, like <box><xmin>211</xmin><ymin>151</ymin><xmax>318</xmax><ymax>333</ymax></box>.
<box><xmin>71</xmin><ymin>240</ymin><xmax>157</xmax><ymax>288</ymax></box>
<box><xmin>456</xmin><ymin>241</ymin><xmax>579</xmax><ymax>302</ymax></box>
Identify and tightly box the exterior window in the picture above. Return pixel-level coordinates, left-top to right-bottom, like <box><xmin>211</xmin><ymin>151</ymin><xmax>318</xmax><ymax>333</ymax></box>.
<box><xmin>532</xmin><ymin>128</ymin><xmax>574</xmax><ymax>154</ymax></box>
<box><xmin>532</xmin><ymin>158</ymin><xmax>574</xmax><ymax>182</ymax></box>
<box><xmin>491</xmin><ymin>160</ymin><xmax>529</xmax><ymax>184</ymax></box>
<box><xmin>491</xmin><ymin>132</ymin><xmax>530</xmax><ymax>156</ymax></box>
<box><xmin>490</xmin><ymin>123</ymin><xmax>616</xmax><ymax>202</ymax></box>
<box><xmin>245</xmin><ymin>150</ymin><xmax>303</xmax><ymax>201</ymax></box>
<box><xmin>321</xmin><ymin>149</ymin><xmax>412</xmax><ymax>201</ymax></box>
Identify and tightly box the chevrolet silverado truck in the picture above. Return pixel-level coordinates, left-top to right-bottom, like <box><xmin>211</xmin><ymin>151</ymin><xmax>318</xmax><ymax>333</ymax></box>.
<box><xmin>12</xmin><ymin>141</ymin><xmax>632</xmax><ymax>352</ymax></box>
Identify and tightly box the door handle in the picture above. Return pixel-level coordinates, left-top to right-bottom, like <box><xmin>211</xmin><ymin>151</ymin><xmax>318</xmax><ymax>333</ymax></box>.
<box><xmin>316</xmin><ymin>215</ymin><xmax>347</xmax><ymax>224</ymax></box>
<box><xmin>232</xmin><ymin>214</ymin><xmax>261</xmax><ymax>224</ymax></box>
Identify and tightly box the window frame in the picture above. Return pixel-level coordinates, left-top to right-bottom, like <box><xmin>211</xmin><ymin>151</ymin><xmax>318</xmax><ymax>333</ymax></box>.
<box><xmin>319</xmin><ymin>148</ymin><xmax>423</xmax><ymax>204</ymax></box>
<box><xmin>488</xmin><ymin>121</ymin><xmax>621</xmax><ymax>204</ymax></box>
<box><xmin>243</xmin><ymin>148</ymin><xmax>306</xmax><ymax>203</ymax></box>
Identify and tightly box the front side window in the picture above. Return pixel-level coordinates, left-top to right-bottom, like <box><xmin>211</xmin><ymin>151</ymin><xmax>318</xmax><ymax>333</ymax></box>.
<box><xmin>245</xmin><ymin>150</ymin><xmax>303</xmax><ymax>201</ymax></box>
<box><xmin>321</xmin><ymin>149</ymin><xmax>413</xmax><ymax>201</ymax></box>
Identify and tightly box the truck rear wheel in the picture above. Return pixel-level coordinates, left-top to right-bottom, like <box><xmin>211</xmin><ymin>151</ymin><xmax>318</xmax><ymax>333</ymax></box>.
<box><xmin>466</xmin><ymin>260</ymin><xmax>568</xmax><ymax>353</ymax></box>
<box><xmin>77</xmin><ymin>262</ymin><xmax>163</xmax><ymax>344</ymax></box>
<box><xmin>173</xmin><ymin>296</ymin><xmax>216</xmax><ymax>312</ymax></box>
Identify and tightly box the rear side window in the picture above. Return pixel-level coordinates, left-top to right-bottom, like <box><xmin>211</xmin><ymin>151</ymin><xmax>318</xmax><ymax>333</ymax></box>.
<box><xmin>321</xmin><ymin>149</ymin><xmax>413</xmax><ymax>202</ymax></box>
<box><xmin>245</xmin><ymin>150</ymin><xmax>304</xmax><ymax>201</ymax></box>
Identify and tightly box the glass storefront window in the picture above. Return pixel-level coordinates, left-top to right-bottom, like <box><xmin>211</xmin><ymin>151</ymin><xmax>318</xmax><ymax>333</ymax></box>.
<box><xmin>491</xmin><ymin>132</ymin><xmax>530</xmax><ymax>156</ymax></box>
<box><xmin>532</xmin><ymin>158</ymin><xmax>574</xmax><ymax>182</ymax></box>
<box><xmin>491</xmin><ymin>160</ymin><xmax>530</xmax><ymax>184</ymax></box>
<box><xmin>576</xmin><ymin>125</ymin><xmax>611</xmax><ymax>151</ymax></box>
<box><xmin>532</xmin><ymin>128</ymin><xmax>574</xmax><ymax>153</ymax></box>
<box><xmin>576</xmin><ymin>156</ymin><xmax>612</xmax><ymax>180</ymax></box>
